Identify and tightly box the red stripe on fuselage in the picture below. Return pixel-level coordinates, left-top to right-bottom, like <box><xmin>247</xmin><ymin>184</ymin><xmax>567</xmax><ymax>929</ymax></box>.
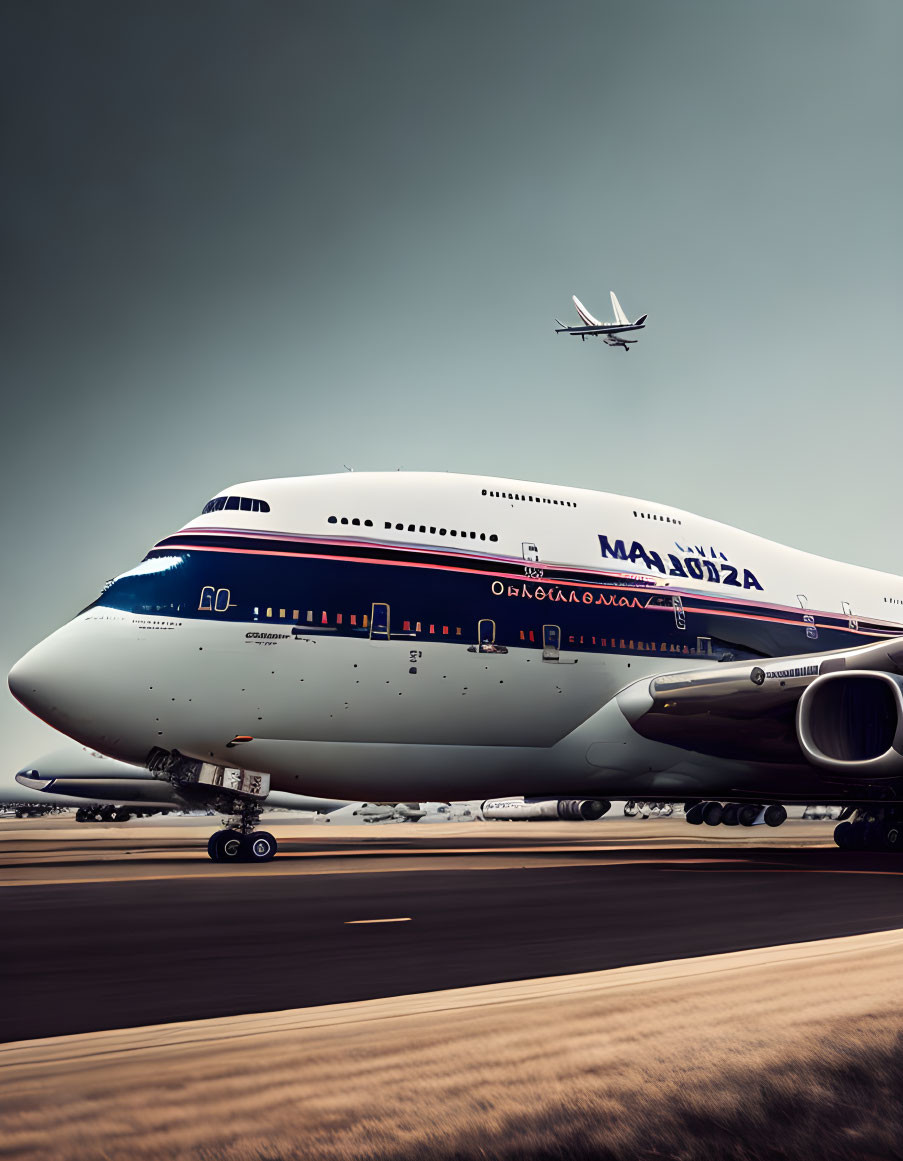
<box><xmin>156</xmin><ymin>531</ymin><xmax>903</xmax><ymax>641</ymax></box>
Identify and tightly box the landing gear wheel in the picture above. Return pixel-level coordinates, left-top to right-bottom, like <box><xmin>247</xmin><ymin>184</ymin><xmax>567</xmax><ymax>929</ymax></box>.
<box><xmin>833</xmin><ymin>821</ymin><xmax>852</xmax><ymax>850</ymax></box>
<box><xmin>885</xmin><ymin>823</ymin><xmax>903</xmax><ymax>852</ymax></box>
<box><xmin>208</xmin><ymin>829</ymin><xmax>243</xmax><ymax>862</ymax></box>
<box><xmin>241</xmin><ymin>831</ymin><xmax>277</xmax><ymax>862</ymax></box>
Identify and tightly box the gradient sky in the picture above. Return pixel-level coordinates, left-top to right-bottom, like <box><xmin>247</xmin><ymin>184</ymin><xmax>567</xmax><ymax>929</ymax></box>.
<box><xmin>3</xmin><ymin>0</ymin><xmax>901</xmax><ymax>766</ymax></box>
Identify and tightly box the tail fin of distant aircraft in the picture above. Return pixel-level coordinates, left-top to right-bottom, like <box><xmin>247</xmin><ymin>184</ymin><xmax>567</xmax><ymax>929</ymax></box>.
<box><xmin>572</xmin><ymin>296</ymin><xmax>601</xmax><ymax>327</ymax></box>
<box><xmin>634</xmin><ymin>314</ymin><xmax>648</xmax><ymax>326</ymax></box>
<box><xmin>610</xmin><ymin>291</ymin><xmax>630</xmax><ymax>326</ymax></box>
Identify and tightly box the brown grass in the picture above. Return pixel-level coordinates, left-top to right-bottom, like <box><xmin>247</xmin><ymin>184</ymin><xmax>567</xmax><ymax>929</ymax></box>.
<box><xmin>2</xmin><ymin>931</ymin><xmax>902</xmax><ymax>1161</ymax></box>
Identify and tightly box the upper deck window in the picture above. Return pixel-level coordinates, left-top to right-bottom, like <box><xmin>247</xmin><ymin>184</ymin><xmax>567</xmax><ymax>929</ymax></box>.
<box><xmin>202</xmin><ymin>496</ymin><xmax>270</xmax><ymax>515</ymax></box>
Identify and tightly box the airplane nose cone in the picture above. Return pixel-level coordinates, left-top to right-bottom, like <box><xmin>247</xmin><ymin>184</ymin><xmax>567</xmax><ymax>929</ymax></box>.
<box><xmin>8</xmin><ymin>620</ymin><xmax>149</xmax><ymax>764</ymax></box>
<box><xmin>8</xmin><ymin>634</ymin><xmax>80</xmax><ymax>732</ymax></box>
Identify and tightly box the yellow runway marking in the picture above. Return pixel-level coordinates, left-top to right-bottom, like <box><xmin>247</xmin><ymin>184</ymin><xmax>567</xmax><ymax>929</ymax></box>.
<box><xmin>344</xmin><ymin>917</ymin><xmax>412</xmax><ymax>925</ymax></box>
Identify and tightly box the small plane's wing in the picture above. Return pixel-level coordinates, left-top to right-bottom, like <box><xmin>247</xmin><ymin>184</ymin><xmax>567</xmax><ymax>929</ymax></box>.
<box><xmin>572</xmin><ymin>296</ymin><xmax>602</xmax><ymax>327</ymax></box>
<box><xmin>556</xmin><ymin>292</ymin><xmax>647</xmax><ymax>338</ymax></box>
<box><xmin>610</xmin><ymin>291</ymin><xmax>630</xmax><ymax>326</ymax></box>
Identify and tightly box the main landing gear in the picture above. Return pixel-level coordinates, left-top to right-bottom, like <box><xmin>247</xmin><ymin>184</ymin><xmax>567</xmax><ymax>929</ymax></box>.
<box><xmin>207</xmin><ymin>798</ymin><xmax>277</xmax><ymax>863</ymax></box>
<box><xmin>833</xmin><ymin>808</ymin><xmax>903</xmax><ymax>852</ymax></box>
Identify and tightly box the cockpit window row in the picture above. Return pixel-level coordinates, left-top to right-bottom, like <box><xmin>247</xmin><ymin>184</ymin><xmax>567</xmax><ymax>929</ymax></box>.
<box><xmin>202</xmin><ymin>496</ymin><xmax>271</xmax><ymax>514</ymax></box>
<box><xmin>482</xmin><ymin>488</ymin><xmax>576</xmax><ymax>508</ymax></box>
<box><xmin>633</xmin><ymin>509</ymin><xmax>681</xmax><ymax>525</ymax></box>
<box><xmin>328</xmin><ymin>516</ymin><xmax>497</xmax><ymax>542</ymax></box>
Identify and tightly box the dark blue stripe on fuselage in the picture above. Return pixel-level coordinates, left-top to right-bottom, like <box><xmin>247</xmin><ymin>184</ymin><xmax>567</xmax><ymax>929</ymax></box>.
<box><xmin>88</xmin><ymin>533</ymin><xmax>901</xmax><ymax>664</ymax></box>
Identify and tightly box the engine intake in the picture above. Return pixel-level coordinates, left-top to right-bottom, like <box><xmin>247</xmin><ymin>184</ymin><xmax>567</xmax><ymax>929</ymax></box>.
<box><xmin>797</xmin><ymin>671</ymin><xmax>903</xmax><ymax>779</ymax></box>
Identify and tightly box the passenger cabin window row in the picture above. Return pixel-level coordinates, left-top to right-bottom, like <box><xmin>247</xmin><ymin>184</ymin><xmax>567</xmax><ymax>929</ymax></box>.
<box><xmin>327</xmin><ymin>516</ymin><xmax>497</xmax><ymax>542</ymax></box>
<box><xmin>482</xmin><ymin>488</ymin><xmax>576</xmax><ymax>508</ymax></box>
<box><xmin>633</xmin><ymin>509</ymin><xmax>681</xmax><ymax>525</ymax></box>
<box><xmin>884</xmin><ymin>596</ymin><xmax>903</xmax><ymax>605</ymax></box>
<box><xmin>202</xmin><ymin>496</ymin><xmax>270</xmax><ymax>514</ymax></box>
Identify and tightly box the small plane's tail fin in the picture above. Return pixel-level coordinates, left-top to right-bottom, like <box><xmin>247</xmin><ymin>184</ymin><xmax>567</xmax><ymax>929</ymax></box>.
<box><xmin>610</xmin><ymin>291</ymin><xmax>630</xmax><ymax>326</ymax></box>
<box><xmin>573</xmin><ymin>295</ymin><xmax>601</xmax><ymax>327</ymax></box>
<box><xmin>634</xmin><ymin>313</ymin><xmax>648</xmax><ymax>326</ymax></box>
<box><xmin>554</xmin><ymin>319</ymin><xmax>569</xmax><ymax>331</ymax></box>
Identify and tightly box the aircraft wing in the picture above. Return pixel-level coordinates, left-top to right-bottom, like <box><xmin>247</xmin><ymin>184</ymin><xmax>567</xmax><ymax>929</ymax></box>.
<box><xmin>554</xmin><ymin>323</ymin><xmax>639</xmax><ymax>335</ymax></box>
<box><xmin>555</xmin><ymin>293</ymin><xmax>647</xmax><ymax>335</ymax></box>
<box><xmin>616</xmin><ymin>635</ymin><xmax>903</xmax><ymax>771</ymax></box>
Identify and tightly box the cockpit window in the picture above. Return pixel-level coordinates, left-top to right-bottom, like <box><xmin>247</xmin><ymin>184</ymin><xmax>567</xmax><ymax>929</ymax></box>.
<box><xmin>201</xmin><ymin>496</ymin><xmax>270</xmax><ymax>514</ymax></box>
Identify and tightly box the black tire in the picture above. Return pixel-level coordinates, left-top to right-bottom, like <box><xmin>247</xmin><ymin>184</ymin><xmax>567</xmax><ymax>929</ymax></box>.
<box><xmin>685</xmin><ymin>803</ymin><xmax>705</xmax><ymax>825</ymax></box>
<box><xmin>702</xmin><ymin>801</ymin><xmax>723</xmax><ymax>826</ymax></box>
<box><xmin>721</xmin><ymin>803</ymin><xmax>740</xmax><ymax>826</ymax></box>
<box><xmin>833</xmin><ymin>821</ymin><xmax>852</xmax><ymax>849</ymax></box>
<box><xmin>738</xmin><ymin>804</ymin><xmax>759</xmax><ymax>827</ymax></box>
<box><xmin>211</xmin><ymin>830</ymin><xmax>243</xmax><ymax>862</ymax></box>
<box><xmin>763</xmin><ymin>805</ymin><xmax>787</xmax><ymax>828</ymax></box>
<box><xmin>885</xmin><ymin>823</ymin><xmax>903</xmax><ymax>852</ymax></box>
<box><xmin>241</xmin><ymin>831</ymin><xmax>277</xmax><ymax>862</ymax></box>
<box><xmin>75</xmin><ymin>808</ymin><xmax>88</xmax><ymax>823</ymax></box>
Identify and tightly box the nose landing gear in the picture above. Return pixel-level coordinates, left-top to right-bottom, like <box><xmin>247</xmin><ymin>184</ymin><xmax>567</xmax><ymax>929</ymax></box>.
<box><xmin>145</xmin><ymin>748</ymin><xmax>277</xmax><ymax>864</ymax></box>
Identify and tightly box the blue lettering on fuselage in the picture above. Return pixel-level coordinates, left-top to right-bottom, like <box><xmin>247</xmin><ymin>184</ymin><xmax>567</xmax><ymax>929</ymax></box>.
<box><xmin>598</xmin><ymin>535</ymin><xmax>763</xmax><ymax>591</ymax></box>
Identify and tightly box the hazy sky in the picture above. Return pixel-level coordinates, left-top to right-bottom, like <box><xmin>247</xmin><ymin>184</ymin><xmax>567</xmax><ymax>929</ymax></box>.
<box><xmin>3</xmin><ymin>1</ymin><xmax>901</xmax><ymax>765</ymax></box>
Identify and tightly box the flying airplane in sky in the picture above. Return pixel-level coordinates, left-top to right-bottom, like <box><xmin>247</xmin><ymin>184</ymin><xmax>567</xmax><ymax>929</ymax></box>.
<box><xmin>555</xmin><ymin>291</ymin><xmax>647</xmax><ymax>350</ymax></box>
<box><xmin>9</xmin><ymin>471</ymin><xmax>903</xmax><ymax>861</ymax></box>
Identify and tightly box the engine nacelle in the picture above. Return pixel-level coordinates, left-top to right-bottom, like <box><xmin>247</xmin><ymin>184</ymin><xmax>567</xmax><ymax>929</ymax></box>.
<box><xmin>796</xmin><ymin>671</ymin><xmax>903</xmax><ymax>780</ymax></box>
<box><xmin>481</xmin><ymin>797</ymin><xmax>611</xmax><ymax>821</ymax></box>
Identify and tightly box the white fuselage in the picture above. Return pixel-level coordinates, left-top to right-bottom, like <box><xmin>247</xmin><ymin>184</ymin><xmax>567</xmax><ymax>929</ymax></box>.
<box><xmin>10</xmin><ymin>472</ymin><xmax>903</xmax><ymax>803</ymax></box>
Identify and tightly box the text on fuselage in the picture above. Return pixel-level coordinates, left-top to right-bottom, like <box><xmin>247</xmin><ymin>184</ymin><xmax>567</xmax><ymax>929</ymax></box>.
<box><xmin>599</xmin><ymin>536</ymin><xmax>763</xmax><ymax>591</ymax></box>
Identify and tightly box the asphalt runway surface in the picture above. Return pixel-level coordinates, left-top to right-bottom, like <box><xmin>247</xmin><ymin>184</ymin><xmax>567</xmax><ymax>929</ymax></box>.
<box><xmin>3</xmin><ymin>819</ymin><xmax>903</xmax><ymax>1043</ymax></box>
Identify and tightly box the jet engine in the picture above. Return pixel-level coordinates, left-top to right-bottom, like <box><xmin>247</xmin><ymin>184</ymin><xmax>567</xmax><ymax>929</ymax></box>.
<box><xmin>481</xmin><ymin>797</ymin><xmax>611</xmax><ymax>821</ymax></box>
<box><xmin>797</xmin><ymin>671</ymin><xmax>903</xmax><ymax>779</ymax></box>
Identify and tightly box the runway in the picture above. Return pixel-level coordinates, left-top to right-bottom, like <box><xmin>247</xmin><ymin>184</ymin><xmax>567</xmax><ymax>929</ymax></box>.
<box><xmin>3</xmin><ymin>818</ymin><xmax>902</xmax><ymax>1044</ymax></box>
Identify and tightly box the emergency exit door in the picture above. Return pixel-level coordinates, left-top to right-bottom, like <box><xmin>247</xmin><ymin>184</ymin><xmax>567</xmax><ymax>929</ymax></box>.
<box><xmin>370</xmin><ymin>602</ymin><xmax>390</xmax><ymax>640</ymax></box>
<box><xmin>542</xmin><ymin>624</ymin><xmax>561</xmax><ymax>660</ymax></box>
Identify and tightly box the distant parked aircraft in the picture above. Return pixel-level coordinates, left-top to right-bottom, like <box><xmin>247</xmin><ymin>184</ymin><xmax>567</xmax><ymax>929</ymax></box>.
<box><xmin>555</xmin><ymin>291</ymin><xmax>647</xmax><ymax>350</ymax></box>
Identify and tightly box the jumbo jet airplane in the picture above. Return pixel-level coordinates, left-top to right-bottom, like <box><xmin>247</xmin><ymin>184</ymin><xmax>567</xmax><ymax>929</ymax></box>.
<box><xmin>9</xmin><ymin>471</ymin><xmax>903</xmax><ymax>861</ymax></box>
<box><xmin>555</xmin><ymin>292</ymin><xmax>647</xmax><ymax>350</ymax></box>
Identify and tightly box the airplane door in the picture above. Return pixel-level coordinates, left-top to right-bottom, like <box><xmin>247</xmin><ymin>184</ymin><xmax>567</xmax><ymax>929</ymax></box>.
<box><xmin>542</xmin><ymin>624</ymin><xmax>561</xmax><ymax>660</ymax></box>
<box><xmin>522</xmin><ymin>542</ymin><xmax>539</xmax><ymax>562</ymax></box>
<box><xmin>842</xmin><ymin>601</ymin><xmax>858</xmax><ymax>631</ymax></box>
<box><xmin>672</xmin><ymin>595</ymin><xmax>686</xmax><ymax>631</ymax></box>
<box><xmin>478</xmin><ymin>619</ymin><xmax>495</xmax><ymax>646</ymax></box>
<box><xmin>798</xmin><ymin>595</ymin><xmax>818</xmax><ymax>640</ymax></box>
<box><xmin>370</xmin><ymin>602</ymin><xmax>390</xmax><ymax>641</ymax></box>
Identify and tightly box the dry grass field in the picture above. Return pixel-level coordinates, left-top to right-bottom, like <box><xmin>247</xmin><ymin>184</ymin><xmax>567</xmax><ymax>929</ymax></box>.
<box><xmin>2</xmin><ymin>929</ymin><xmax>902</xmax><ymax>1161</ymax></box>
